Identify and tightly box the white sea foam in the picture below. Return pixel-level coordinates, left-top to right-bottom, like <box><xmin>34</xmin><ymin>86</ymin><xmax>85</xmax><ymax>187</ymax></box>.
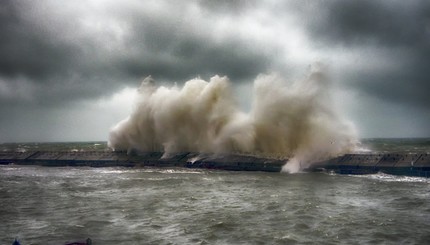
<box><xmin>108</xmin><ymin>64</ymin><xmax>358</xmax><ymax>172</ymax></box>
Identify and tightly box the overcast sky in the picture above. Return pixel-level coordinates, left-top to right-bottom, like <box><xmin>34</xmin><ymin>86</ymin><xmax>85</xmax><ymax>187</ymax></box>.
<box><xmin>1</xmin><ymin>0</ymin><xmax>429</xmax><ymax>142</ymax></box>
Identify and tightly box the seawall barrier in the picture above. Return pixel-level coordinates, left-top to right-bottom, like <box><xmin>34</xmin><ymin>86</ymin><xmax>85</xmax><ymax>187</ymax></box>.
<box><xmin>308</xmin><ymin>153</ymin><xmax>430</xmax><ymax>177</ymax></box>
<box><xmin>1</xmin><ymin>151</ymin><xmax>429</xmax><ymax>177</ymax></box>
<box><xmin>0</xmin><ymin>151</ymin><xmax>285</xmax><ymax>172</ymax></box>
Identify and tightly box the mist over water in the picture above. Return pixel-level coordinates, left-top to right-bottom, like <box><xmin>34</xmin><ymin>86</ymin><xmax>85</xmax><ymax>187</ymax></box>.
<box><xmin>109</xmin><ymin>65</ymin><xmax>358</xmax><ymax>172</ymax></box>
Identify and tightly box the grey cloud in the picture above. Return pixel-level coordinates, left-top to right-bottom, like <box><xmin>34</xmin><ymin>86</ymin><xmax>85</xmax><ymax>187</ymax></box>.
<box><xmin>0</xmin><ymin>1</ymin><xmax>80</xmax><ymax>79</ymax></box>
<box><xmin>198</xmin><ymin>0</ymin><xmax>257</xmax><ymax>14</ymax></box>
<box><xmin>117</xmin><ymin>5</ymin><xmax>276</xmax><ymax>82</ymax></box>
<box><xmin>294</xmin><ymin>0</ymin><xmax>430</xmax><ymax>109</ymax></box>
<box><xmin>0</xmin><ymin>0</ymin><xmax>278</xmax><ymax>108</ymax></box>
<box><xmin>303</xmin><ymin>0</ymin><xmax>430</xmax><ymax>48</ymax></box>
<box><xmin>119</xmin><ymin>36</ymin><xmax>274</xmax><ymax>82</ymax></box>
<box><xmin>2</xmin><ymin>0</ymin><xmax>429</xmax><ymax>141</ymax></box>
<box><xmin>345</xmin><ymin>67</ymin><xmax>430</xmax><ymax>110</ymax></box>
<box><xmin>0</xmin><ymin>0</ymin><xmax>119</xmax><ymax>107</ymax></box>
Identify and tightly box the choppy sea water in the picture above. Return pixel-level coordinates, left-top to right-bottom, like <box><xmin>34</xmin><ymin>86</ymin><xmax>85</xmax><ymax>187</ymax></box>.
<box><xmin>1</xmin><ymin>139</ymin><xmax>430</xmax><ymax>244</ymax></box>
<box><xmin>1</xmin><ymin>165</ymin><xmax>430</xmax><ymax>244</ymax></box>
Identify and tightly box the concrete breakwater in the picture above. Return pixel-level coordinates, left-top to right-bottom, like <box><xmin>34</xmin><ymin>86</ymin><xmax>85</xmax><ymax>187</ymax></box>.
<box><xmin>1</xmin><ymin>151</ymin><xmax>429</xmax><ymax>177</ymax></box>
<box><xmin>307</xmin><ymin>153</ymin><xmax>430</xmax><ymax>178</ymax></box>
<box><xmin>0</xmin><ymin>151</ymin><xmax>285</xmax><ymax>172</ymax></box>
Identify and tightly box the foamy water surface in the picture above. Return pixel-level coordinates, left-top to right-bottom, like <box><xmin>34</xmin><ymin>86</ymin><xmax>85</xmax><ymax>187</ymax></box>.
<box><xmin>1</xmin><ymin>165</ymin><xmax>429</xmax><ymax>244</ymax></box>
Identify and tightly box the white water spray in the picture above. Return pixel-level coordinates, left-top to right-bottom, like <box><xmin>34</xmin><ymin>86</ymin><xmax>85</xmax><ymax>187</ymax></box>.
<box><xmin>108</xmin><ymin>65</ymin><xmax>358</xmax><ymax>172</ymax></box>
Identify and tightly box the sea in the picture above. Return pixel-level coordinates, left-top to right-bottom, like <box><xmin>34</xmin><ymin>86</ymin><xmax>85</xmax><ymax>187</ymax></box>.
<box><xmin>1</xmin><ymin>138</ymin><xmax>430</xmax><ymax>244</ymax></box>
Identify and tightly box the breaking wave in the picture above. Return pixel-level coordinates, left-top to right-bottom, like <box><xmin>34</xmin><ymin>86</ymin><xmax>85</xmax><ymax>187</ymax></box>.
<box><xmin>108</xmin><ymin>65</ymin><xmax>358</xmax><ymax>172</ymax></box>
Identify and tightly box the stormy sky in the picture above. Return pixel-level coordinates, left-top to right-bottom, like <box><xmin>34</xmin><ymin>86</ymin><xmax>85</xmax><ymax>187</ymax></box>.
<box><xmin>0</xmin><ymin>0</ymin><xmax>429</xmax><ymax>142</ymax></box>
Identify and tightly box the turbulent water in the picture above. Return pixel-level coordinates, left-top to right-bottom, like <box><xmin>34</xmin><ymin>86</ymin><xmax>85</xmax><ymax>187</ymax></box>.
<box><xmin>1</xmin><ymin>165</ymin><xmax>430</xmax><ymax>245</ymax></box>
<box><xmin>1</xmin><ymin>139</ymin><xmax>430</xmax><ymax>244</ymax></box>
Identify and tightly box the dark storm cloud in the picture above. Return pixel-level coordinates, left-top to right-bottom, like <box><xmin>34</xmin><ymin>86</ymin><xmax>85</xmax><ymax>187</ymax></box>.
<box><xmin>0</xmin><ymin>0</ymin><xmax>276</xmax><ymax>108</ymax></box>
<box><xmin>0</xmin><ymin>0</ymin><xmax>123</xmax><ymax>107</ymax></box>
<box><xmin>114</xmin><ymin>3</ymin><xmax>276</xmax><ymax>82</ymax></box>
<box><xmin>119</xmin><ymin>35</ymin><xmax>273</xmax><ymax>82</ymax></box>
<box><xmin>305</xmin><ymin>0</ymin><xmax>430</xmax><ymax>47</ymax></box>
<box><xmin>298</xmin><ymin>0</ymin><xmax>430</xmax><ymax>109</ymax></box>
<box><xmin>347</xmin><ymin>61</ymin><xmax>430</xmax><ymax>110</ymax></box>
<box><xmin>0</xmin><ymin>1</ymin><xmax>78</xmax><ymax>79</ymax></box>
<box><xmin>198</xmin><ymin>0</ymin><xmax>257</xmax><ymax>14</ymax></box>
<box><xmin>2</xmin><ymin>0</ymin><xmax>429</xmax><ymax>141</ymax></box>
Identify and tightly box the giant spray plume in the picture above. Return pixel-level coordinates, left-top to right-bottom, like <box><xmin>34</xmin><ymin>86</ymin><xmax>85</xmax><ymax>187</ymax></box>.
<box><xmin>108</xmin><ymin>65</ymin><xmax>358</xmax><ymax>172</ymax></box>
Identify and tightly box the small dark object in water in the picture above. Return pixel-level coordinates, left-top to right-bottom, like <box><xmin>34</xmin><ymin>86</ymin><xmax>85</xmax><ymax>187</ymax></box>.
<box><xmin>12</xmin><ymin>238</ymin><xmax>20</xmax><ymax>245</ymax></box>
<box><xmin>65</xmin><ymin>238</ymin><xmax>92</xmax><ymax>245</ymax></box>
